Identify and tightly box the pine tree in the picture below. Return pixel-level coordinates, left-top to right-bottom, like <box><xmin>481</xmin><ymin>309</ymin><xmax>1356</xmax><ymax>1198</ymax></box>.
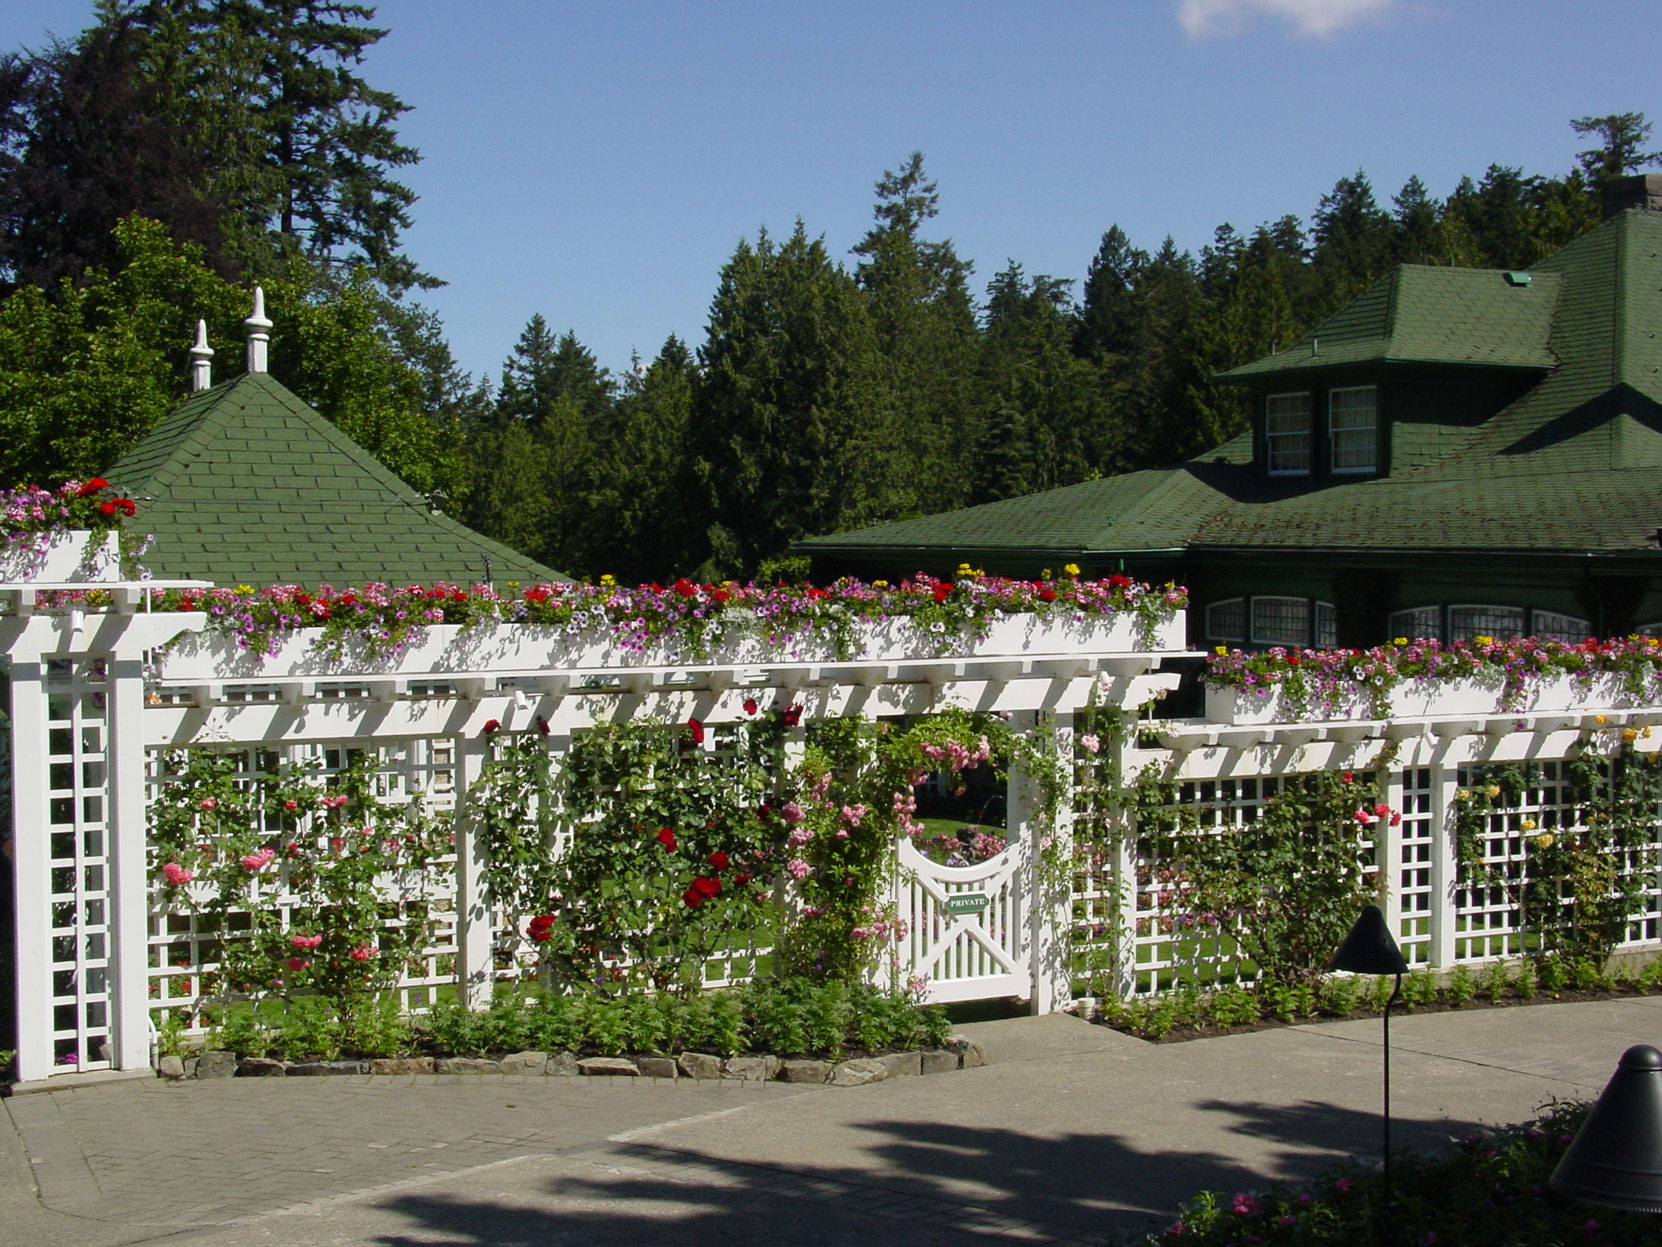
<box><xmin>1571</xmin><ymin>112</ymin><xmax>1662</xmax><ymax>186</ymax></box>
<box><xmin>689</xmin><ymin>223</ymin><xmax>891</xmax><ymax>578</ymax></box>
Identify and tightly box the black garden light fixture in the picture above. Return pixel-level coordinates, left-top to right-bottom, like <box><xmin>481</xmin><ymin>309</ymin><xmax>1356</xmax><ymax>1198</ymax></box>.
<box><xmin>1551</xmin><ymin>1044</ymin><xmax>1662</xmax><ymax>1212</ymax></box>
<box><xmin>1326</xmin><ymin>904</ymin><xmax>1409</xmax><ymax>1199</ymax></box>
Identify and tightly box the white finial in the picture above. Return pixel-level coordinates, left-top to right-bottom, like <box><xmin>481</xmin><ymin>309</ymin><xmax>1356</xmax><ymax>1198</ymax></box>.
<box><xmin>244</xmin><ymin>286</ymin><xmax>273</xmax><ymax>374</ymax></box>
<box><xmin>189</xmin><ymin>319</ymin><xmax>214</xmax><ymax>391</ymax></box>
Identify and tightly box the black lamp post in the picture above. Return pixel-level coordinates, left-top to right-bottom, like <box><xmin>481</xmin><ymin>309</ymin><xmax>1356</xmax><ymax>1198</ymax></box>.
<box><xmin>1326</xmin><ymin>904</ymin><xmax>1409</xmax><ymax>1200</ymax></box>
<box><xmin>1551</xmin><ymin>1044</ymin><xmax>1662</xmax><ymax>1212</ymax></box>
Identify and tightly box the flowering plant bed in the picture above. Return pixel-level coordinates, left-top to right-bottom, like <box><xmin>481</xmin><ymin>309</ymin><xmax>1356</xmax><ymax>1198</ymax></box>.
<box><xmin>1205</xmin><ymin>636</ymin><xmax>1662</xmax><ymax>723</ymax></box>
<box><xmin>0</xmin><ymin>478</ymin><xmax>136</xmax><ymax>582</ymax></box>
<box><xmin>1143</xmin><ymin>1100</ymin><xmax>1630</xmax><ymax>1246</ymax></box>
<box><xmin>143</xmin><ymin>572</ymin><xmax>1187</xmax><ymax>671</ymax></box>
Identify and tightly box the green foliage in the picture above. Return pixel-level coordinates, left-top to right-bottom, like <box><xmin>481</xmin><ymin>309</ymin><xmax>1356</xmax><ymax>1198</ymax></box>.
<box><xmin>1316</xmin><ymin>975</ymin><xmax>1358</xmax><ymax>1017</ymax></box>
<box><xmin>346</xmin><ymin>996</ymin><xmax>413</xmax><ymax>1058</ymax></box>
<box><xmin>210</xmin><ymin>1007</ymin><xmax>265</xmax><ymax>1058</ymax></box>
<box><xmin>275</xmin><ymin>996</ymin><xmax>340</xmax><ymax>1062</ymax></box>
<box><xmin>1136</xmin><ymin>767</ymin><xmax>1382</xmax><ymax>986</ymax></box>
<box><xmin>1150</xmin><ymin>1100</ymin><xmax>1662</xmax><ymax>1247</ymax></box>
<box><xmin>1483</xmin><ymin>960</ymin><xmax>1510</xmax><ymax>1004</ymax></box>
<box><xmin>1402</xmin><ymin>967</ymin><xmax>1438</xmax><ymax>1011</ymax></box>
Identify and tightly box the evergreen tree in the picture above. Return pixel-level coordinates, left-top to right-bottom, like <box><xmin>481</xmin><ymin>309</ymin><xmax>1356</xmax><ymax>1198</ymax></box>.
<box><xmin>1073</xmin><ymin>225</ymin><xmax>1144</xmax><ymax>364</ymax></box>
<box><xmin>1390</xmin><ymin>175</ymin><xmax>1441</xmax><ymax>264</ymax></box>
<box><xmin>852</xmin><ymin>151</ymin><xmax>979</xmax><ymax>514</ymax></box>
<box><xmin>579</xmin><ymin>336</ymin><xmax>696</xmax><ymax>582</ymax></box>
<box><xmin>494</xmin><ymin>315</ymin><xmax>614</xmax><ymax>430</ymax></box>
<box><xmin>1571</xmin><ymin>112</ymin><xmax>1662</xmax><ymax>186</ymax></box>
<box><xmin>0</xmin><ymin>22</ymin><xmax>231</xmax><ymax>288</ymax></box>
<box><xmin>1310</xmin><ymin>170</ymin><xmax>1392</xmax><ymax>305</ymax></box>
<box><xmin>689</xmin><ymin>223</ymin><xmax>891</xmax><ymax>578</ymax></box>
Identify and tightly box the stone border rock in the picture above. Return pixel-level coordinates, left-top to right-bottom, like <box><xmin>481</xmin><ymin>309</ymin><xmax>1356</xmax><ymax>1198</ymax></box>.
<box><xmin>157</xmin><ymin>1036</ymin><xmax>987</xmax><ymax>1085</ymax></box>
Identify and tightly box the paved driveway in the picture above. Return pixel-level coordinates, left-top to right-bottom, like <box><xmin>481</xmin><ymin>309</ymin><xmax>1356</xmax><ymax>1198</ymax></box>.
<box><xmin>5</xmin><ymin>996</ymin><xmax>1659</xmax><ymax>1246</ymax></box>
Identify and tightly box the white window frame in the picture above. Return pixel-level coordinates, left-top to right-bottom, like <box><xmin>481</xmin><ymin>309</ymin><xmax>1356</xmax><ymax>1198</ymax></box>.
<box><xmin>1265</xmin><ymin>392</ymin><xmax>1312</xmax><ymax>477</ymax></box>
<box><xmin>1329</xmin><ymin>385</ymin><xmax>1378</xmax><ymax>474</ymax></box>
<box><xmin>1250</xmin><ymin>596</ymin><xmax>1311</xmax><ymax>647</ymax></box>
<box><xmin>1206</xmin><ymin>598</ymin><xmax>1246</xmax><ymax>643</ymax></box>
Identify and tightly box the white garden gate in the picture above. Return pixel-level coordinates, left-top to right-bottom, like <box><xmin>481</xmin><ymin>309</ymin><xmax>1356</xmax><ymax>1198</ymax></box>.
<box><xmin>892</xmin><ymin>834</ymin><xmax>1031</xmax><ymax>1002</ymax></box>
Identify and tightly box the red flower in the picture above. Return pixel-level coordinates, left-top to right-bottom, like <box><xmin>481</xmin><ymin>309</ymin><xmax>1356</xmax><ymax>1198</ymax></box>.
<box><xmin>482</xmin><ymin>719</ymin><xmax>500</xmax><ymax>734</ymax></box>
<box><xmin>683</xmin><ymin>887</ymin><xmax>704</xmax><ymax>908</ymax></box>
<box><xmin>673</xmin><ymin>577</ymin><xmax>697</xmax><ymax>597</ymax></box>
<box><xmin>657</xmin><ymin>826</ymin><xmax>678</xmax><ymax>852</ymax></box>
<box><xmin>711</xmin><ymin>587</ymin><xmax>731</xmax><ymax>604</ymax></box>
<box><xmin>77</xmin><ymin>477</ymin><xmax>108</xmax><ymax>497</ymax></box>
<box><xmin>113</xmin><ymin>497</ymin><xmax>136</xmax><ymax>516</ymax></box>
<box><xmin>708</xmin><ymin>851</ymin><xmax>729</xmax><ymax>871</ymax></box>
<box><xmin>693</xmin><ymin>875</ymin><xmax>720</xmax><ymax>897</ymax></box>
<box><xmin>527</xmin><ymin>913</ymin><xmax>557</xmax><ymax>942</ymax></box>
<box><xmin>932</xmin><ymin>583</ymin><xmax>952</xmax><ymax>602</ymax></box>
<box><xmin>536</xmin><ymin>716</ymin><xmax>551</xmax><ymax>736</ymax></box>
<box><xmin>734</xmin><ymin>873</ymin><xmax>752</xmax><ymax>887</ymax></box>
<box><xmin>782</xmin><ymin>704</ymin><xmax>803</xmax><ymax>727</ymax></box>
<box><xmin>743</xmin><ymin>697</ymin><xmax>758</xmax><ymax>716</ymax></box>
<box><xmin>100</xmin><ymin>501</ymin><xmax>116</xmax><ymax>516</ymax></box>
<box><xmin>1038</xmin><ymin>588</ymin><xmax>1056</xmax><ymax>602</ymax></box>
<box><xmin>687</xmin><ymin>717</ymin><xmax>705</xmax><ymax>744</ymax></box>
<box><xmin>1341</xmin><ymin>771</ymin><xmax>1354</xmax><ymax>783</ymax></box>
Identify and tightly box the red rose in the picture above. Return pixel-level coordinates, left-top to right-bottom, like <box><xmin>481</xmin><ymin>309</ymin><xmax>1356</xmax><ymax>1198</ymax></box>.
<box><xmin>536</xmin><ymin>716</ymin><xmax>551</xmax><ymax>736</ymax></box>
<box><xmin>782</xmin><ymin>704</ymin><xmax>803</xmax><ymax>727</ymax></box>
<box><xmin>657</xmin><ymin>826</ymin><xmax>678</xmax><ymax>852</ymax></box>
<box><xmin>687</xmin><ymin>717</ymin><xmax>705</xmax><ymax>744</ymax></box>
<box><xmin>708</xmin><ymin>851</ymin><xmax>729</xmax><ymax>871</ymax></box>
<box><xmin>482</xmin><ymin>719</ymin><xmax>500</xmax><ymax>734</ymax></box>
<box><xmin>683</xmin><ymin>887</ymin><xmax>704</xmax><ymax>908</ymax></box>
<box><xmin>734</xmin><ymin>873</ymin><xmax>752</xmax><ymax>887</ymax></box>
<box><xmin>693</xmin><ymin>875</ymin><xmax>720</xmax><ymax>897</ymax></box>
<box><xmin>743</xmin><ymin>698</ymin><xmax>758</xmax><ymax>716</ymax></box>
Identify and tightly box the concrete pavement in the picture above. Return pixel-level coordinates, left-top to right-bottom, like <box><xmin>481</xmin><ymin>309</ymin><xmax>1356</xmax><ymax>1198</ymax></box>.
<box><xmin>4</xmin><ymin>995</ymin><xmax>1660</xmax><ymax>1246</ymax></box>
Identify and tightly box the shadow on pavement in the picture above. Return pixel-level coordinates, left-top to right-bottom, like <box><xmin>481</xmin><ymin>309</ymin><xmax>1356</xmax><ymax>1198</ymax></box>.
<box><xmin>366</xmin><ymin>1098</ymin><xmax>1488</xmax><ymax>1246</ymax></box>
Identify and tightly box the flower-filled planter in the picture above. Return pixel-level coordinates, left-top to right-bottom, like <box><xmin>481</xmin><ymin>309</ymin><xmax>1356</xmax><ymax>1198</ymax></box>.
<box><xmin>149</xmin><ymin>578</ymin><xmax>1189</xmax><ymax>683</ymax></box>
<box><xmin>0</xmin><ymin>529</ymin><xmax>120</xmax><ymax>583</ymax></box>
<box><xmin>1204</xmin><ymin>638</ymin><xmax>1662</xmax><ymax>725</ymax></box>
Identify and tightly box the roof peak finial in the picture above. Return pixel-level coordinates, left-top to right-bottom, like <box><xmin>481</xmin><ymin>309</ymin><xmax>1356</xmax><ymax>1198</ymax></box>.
<box><xmin>244</xmin><ymin>286</ymin><xmax>273</xmax><ymax>374</ymax></box>
<box><xmin>188</xmin><ymin>319</ymin><xmax>214</xmax><ymax>392</ymax></box>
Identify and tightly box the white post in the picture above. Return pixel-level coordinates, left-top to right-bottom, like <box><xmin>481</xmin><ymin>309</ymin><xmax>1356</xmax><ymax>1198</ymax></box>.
<box><xmin>1378</xmin><ymin>766</ymin><xmax>1405</xmax><ymax>948</ymax></box>
<box><xmin>9</xmin><ymin>659</ymin><xmax>52</xmax><ymax>1082</ymax></box>
<box><xmin>1012</xmin><ymin>710</ymin><xmax>1071</xmax><ymax>1015</ymax></box>
<box><xmin>453</xmin><ymin>733</ymin><xmax>492</xmax><ymax>1010</ymax></box>
<box><xmin>1427</xmin><ymin>761</ymin><xmax>1460</xmax><ymax>969</ymax></box>
<box><xmin>105</xmin><ymin>651</ymin><xmax>151</xmax><ymax>1070</ymax></box>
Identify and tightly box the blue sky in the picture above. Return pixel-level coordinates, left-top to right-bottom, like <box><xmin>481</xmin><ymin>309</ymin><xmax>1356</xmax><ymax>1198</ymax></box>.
<box><xmin>9</xmin><ymin>1</ymin><xmax>1661</xmax><ymax>384</ymax></box>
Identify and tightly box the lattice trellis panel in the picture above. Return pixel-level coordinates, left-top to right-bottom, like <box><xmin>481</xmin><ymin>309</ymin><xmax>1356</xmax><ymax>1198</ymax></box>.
<box><xmin>44</xmin><ymin>657</ymin><xmax>114</xmax><ymax>1070</ymax></box>
<box><xmin>1453</xmin><ymin>762</ymin><xmax>1576</xmax><ymax>961</ymax></box>
<box><xmin>145</xmin><ymin>737</ymin><xmax>461</xmax><ymax>1034</ymax></box>
<box><xmin>1395</xmin><ymin>766</ymin><xmax>1435</xmax><ymax>967</ymax></box>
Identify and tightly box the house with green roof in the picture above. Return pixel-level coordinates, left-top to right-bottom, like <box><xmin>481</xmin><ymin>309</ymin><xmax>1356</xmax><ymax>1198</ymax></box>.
<box><xmin>106</xmin><ymin>295</ymin><xmax>558</xmax><ymax>589</ymax></box>
<box><xmin>800</xmin><ymin>175</ymin><xmax>1662</xmax><ymax>650</ymax></box>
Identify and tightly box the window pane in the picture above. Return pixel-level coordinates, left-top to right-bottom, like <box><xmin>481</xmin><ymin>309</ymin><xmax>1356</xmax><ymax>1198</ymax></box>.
<box><xmin>1314</xmin><ymin>602</ymin><xmax>1338</xmax><ymax>648</ymax></box>
<box><xmin>1330</xmin><ymin>386</ymin><xmax>1377</xmax><ymax>472</ymax></box>
<box><xmin>1532</xmin><ymin>611</ymin><xmax>1592</xmax><ymax>643</ymax></box>
<box><xmin>1251</xmin><ymin>597</ymin><xmax>1310</xmax><ymax>646</ymax></box>
<box><xmin>1206</xmin><ymin>598</ymin><xmax>1246</xmax><ymax>642</ymax></box>
<box><xmin>1389</xmin><ymin>606</ymin><xmax>1441</xmax><ymax>641</ymax></box>
<box><xmin>1448</xmin><ymin>605</ymin><xmax>1525</xmax><ymax>642</ymax></box>
<box><xmin>1266</xmin><ymin>393</ymin><xmax>1311</xmax><ymax>475</ymax></box>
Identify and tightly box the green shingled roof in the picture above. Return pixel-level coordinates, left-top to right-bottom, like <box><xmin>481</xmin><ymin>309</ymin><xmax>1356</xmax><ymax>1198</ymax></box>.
<box><xmin>1218</xmin><ymin>265</ymin><xmax>1562</xmax><ymax>380</ymax></box>
<box><xmin>801</xmin><ymin>209</ymin><xmax>1662</xmax><ymax>566</ymax></box>
<box><xmin>107</xmin><ymin>371</ymin><xmax>561</xmax><ymax>588</ymax></box>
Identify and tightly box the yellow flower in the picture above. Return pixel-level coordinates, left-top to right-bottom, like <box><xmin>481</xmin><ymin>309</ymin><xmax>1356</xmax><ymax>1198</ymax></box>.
<box><xmin>1625</xmin><ymin>727</ymin><xmax>1640</xmax><ymax>743</ymax></box>
<box><xmin>1215</xmin><ymin>645</ymin><xmax>1229</xmax><ymax>656</ymax></box>
<box><xmin>1595</xmin><ymin>714</ymin><xmax>1609</xmax><ymax>725</ymax></box>
<box><xmin>234</xmin><ymin>584</ymin><xmax>254</xmax><ymax>596</ymax></box>
<box><xmin>1455</xmin><ymin>789</ymin><xmax>1471</xmax><ymax>802</ymax></box>
<box><xmin>1486</xmin><ymin>785</ymin><xmax>1501</xmax><ymax>798</ymax></box>
<box><xmin>1520</xmin><ymin>817</ymin><xmax>1538</xmax><ymax>831</ymax></box>
<box><xmin>599</xmin><ymin>573</ymin><xmax>617</xmax><ymax>587</ymax></box>
<box><xmin>1533</xmin><ymin>833</ymin><xmax>1554</xmax><ymax>850</ymax></box>
<box><xmin>874</xmin><ymin>580</ymin><xmax>889</xmax><ymax>588</ymax></box>
<box><xmin>1063</xmin><ymin>563</ymin><xmax>1081</xmax><ymax>577</ymax></box>
<box><xmin>1393</xmin><ymin>637</ymin><xmax>1408</xmax><ymax>646</ymax></box>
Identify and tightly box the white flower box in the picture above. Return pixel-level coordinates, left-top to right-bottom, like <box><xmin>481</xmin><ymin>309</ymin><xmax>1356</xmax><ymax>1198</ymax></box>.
<box><xmin>0</xmin><ymin>530</ymin><xmax>120</xmax><ymax>584</ymax></box>
<box><xmin>1205</xmin><ymin>671</ymin><xmax>1654</xmax><ymax>726</ymax></box>
<box><xmin>152</xmin><ymin>608</ymin><xmax>1187</xmax><ymax>683</ymax></box>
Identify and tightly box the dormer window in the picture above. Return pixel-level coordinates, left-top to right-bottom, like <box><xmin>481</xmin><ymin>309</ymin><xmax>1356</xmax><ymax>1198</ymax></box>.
<box><xmin>1265</xmin><ymin>392</ymin><xmax>1312</xmax><ymax>476</ymax></box>
<box><xmin>1329</xmin><ymin>386</ymin><xmax>1378</xmax><ymax>473</ymax></box>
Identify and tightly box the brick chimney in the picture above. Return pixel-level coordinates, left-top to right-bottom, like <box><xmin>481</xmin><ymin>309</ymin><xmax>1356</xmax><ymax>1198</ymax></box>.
<box><xmin>1601</xmin><ymin>173</ymin><xmax>1662</xmax><ymax>220</ymax></box>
